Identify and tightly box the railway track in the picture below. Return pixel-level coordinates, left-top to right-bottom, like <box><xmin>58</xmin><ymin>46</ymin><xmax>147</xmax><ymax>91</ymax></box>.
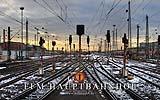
<box><xmin>0</xmin><ymin>56</ymin><xmax>65</xmax><ymax>75</ymax></box>
<box><xmin>84</xmin><ymin>63</ymin><xmax>118</xmax><ymax>100</ymax></box>
<box><xmin>0</xmin><ymin>58</ymin><xmax>50</xmax><ymax>74</ymax></box>
<box><xmin>86</xmin><ymin>59</ymin><xmax>145</xmax><ymax>100</ymax></box>
<box><xmin>1</xmin><ymin>54</ymin><xmax>160</xmax><ymax>100</ymax></box>
<box><xmin>16</xmin><ymin>59</ymin><xmax>122</xmax><ymax>100</ymax></box>
<box><xmin>0</xmin><ymin>56</ymin><xmax>68</xmax><ymax>85</ymax></box>
<box><xmin>0</xmin><ymin>57</ymin><xmax>72</xmax><ymax>100</ymax></box>
<box><xmin>111</xmin><ymin>60</ymin><xmax>160</xmax><ymax>88</ymax></box>
<box><xmin>114</xmin><ymin>58</ymin><xmax>160</xmax><ymax>75</ymax></box>
<box><xmin>10</xmin><ymin>60</ymin><xmax>79</xmax><ymax>100</ymax></box>
<box><xmin>107</xmin><ymin>59</ymin><xmax>160</xmax><ymax>99</ymax></box>
<box><xmin>38</xmin><ymin>62</ymin><xmax>82</xmax><ymax>100</ymax></box>
<box><xmin>0</xmin><ymin>58</ymin><xmax>55</xmax><ymax>88</ymax></box>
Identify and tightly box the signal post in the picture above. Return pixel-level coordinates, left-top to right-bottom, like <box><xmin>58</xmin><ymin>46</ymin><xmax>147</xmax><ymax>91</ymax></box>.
<box><xmin>39</xmin><ymin>37</ymin><xmax>45</xmax><ymax>76</ymax></box>
<box><xmin>87</xmin><ymin>36</ymin><xmax>90</xmax><ymax>60</ymax></box>
<box><xmin>52</xmin><ymin>41</ymin><xmax>56</xmax><ymax>72</ymax></box>
<box><xmin>157</xmin><ymin>35</ymin><xmax>160</xmax><ymax>67</ymax></box>
<box><xmin>76</xmin><ymin>25</ymin><xmax>85</xmax><ymax>71</ymax></box>
<box><xmin>106</xmin><ymin>30</ymin><xmax>110</xmax><ymax>65</ymax></box>
<box><xmin>69</xmin><ymin>35</ymin><xmax>72</xmax><ymax>61</ymax></box>
<box><xmin>122</xmin><ymin>33</ymin><xmax>128</xmax><ymax>78</ymax></box>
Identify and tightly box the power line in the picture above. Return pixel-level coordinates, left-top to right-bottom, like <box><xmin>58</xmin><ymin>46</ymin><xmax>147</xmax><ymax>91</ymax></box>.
<box><xmin>132</xmin><ymin>0</ymin><xmax>145</xmax><ymax>17</ymax></box>
<box><xmin>34</xmin><ymin>0</ymin><xmax>74</xmax><ymax>32</ymax></box>
<box><xmin>99</xmin><ymin>0</ymin><xmax>122</xmax><ymax>33</ymax></box>
<box><xmin>142</xmin><ymin>0</ymin><xmax>153</xmax><ymax>10</ymax></box>
<box><xmin>0</xmin><ymin>11</ymin><xmax>21</xmax><ymax>24</ymax></box>
<box><xmin>87</xmin><ymin>0</ymin><xmax>105</xmax><ymax>34</ymax></box>
<box><xmin>55</xmin><ymin>0</ymin><xmax>76</xmax><ymax>30</ymax></box>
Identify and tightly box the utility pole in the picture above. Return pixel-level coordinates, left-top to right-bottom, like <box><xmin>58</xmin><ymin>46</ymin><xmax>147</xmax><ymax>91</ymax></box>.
<box><xmin>34</xmin><ymin>34</ymin><xmax>36</xmax><ymax>45</ymax></box>
<box><xmin>106</xmin><ymin>30</ymin><xmax>110</xmax><ymax>65</ymax></box>
<box><xmin>100</xmin><ymin>38</ymin><xmax>102</xmax><ymax>52</ymax></box>
<box><xmin>0</xmin><ymin>35</ymin><xmax>1</xmax><ymax>43</ymax></box>
<box><xmin>69</xmin><ymin>35</ymin><xmax>72</xmax><ymax>60</ymax></box>
<box><xmin>20</xmin><ymin>7</ymin><xmax>24</xmax><ymax>60</ymax></box>
<box><xmin>3</xmin><ymin>29</ymin><xmax>7</xmax><ymax>49</ymax></box>
<box><xmin>127</xmin><ymin>1</ymin><xmax>132</xmax><ymax>48</ymax></box>
<box><xmin>93</xmin><ymin>35</ymin><xmax>96</xmax><ymax>52</ymax></box>
<box><xmin>146</xmin><ymin>15</ymin><xmax>149</xmax><ymax>59</ymax></box>
<box><xmin>66</xmin><ymin>39</ymin><xmax>69</xmax><ymax>53</ymax></box>
<box><xmin>26</xmin><ymin>20</ymin><xmax>28</xmax><ymax>59</ymax></box>
<box><xmin>129</xmin><ymin>1</ymin><xmax>132</xmax><ymax>48</ymax></box>
<box><xmin>47</xmin><ymin>35</ymin><xmax>49</xmax><ymax>51</ymax></box>
<box><xmin>137</xmin><ymin>25</ymin><xmax>140</xmax><ymax>57</ymax></box>
<box><xmin>158</xmin><ymin>35</ymin><xmax>160</xmax><ymax>67</ymax></box>
<box><xmin>116</xmin><ymin>28</ymin><xmax>118</xmax><ymax>50</ymax></box>
<box><xmin>3</xmin><ymin>29</ymin><xmax>6</xmax><ymax>43</ymax></box>
<box><xmin>65</xmin><ymin>39</ymin><xmax>67</xmax><ymax>53</ymax></box>
<box><xmin>35</xmin><ymin>27</ymin><xmax>39</xmax><ymax>45</ymax></box>
<box><xmin>42</xmin><ymin>29</ymin><xmax>49</xmax><ymax>51</ymax></box>
<box><xmin>87</xmin><ymin>36</ymin><xmax>90</xmax><ymax>60</ymax></box>
<box><xmin>104</xmin><ymin>40</ymin><xmax>106</xmax><ymax>53</ymax></box>
<box><xmin>73</xmin><ymin>44</ymin><xmax>75</xmax><ymax>57</ymax></box>
<box><xmin>113</xmin><ymin>25</ymin><xmax>116</xmax><ymax>51</ymax></box>
<box><xmin>7</xmin><ymin>27</ymin><xmax>11</xmax><ymax>62</ymax></box>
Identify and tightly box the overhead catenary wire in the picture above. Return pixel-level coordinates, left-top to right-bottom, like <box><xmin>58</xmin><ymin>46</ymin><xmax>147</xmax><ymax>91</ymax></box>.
<box><xmin>0</xmin><ymin>11</ymin><xmax>21</xmax><ymax>24</ymax></box>
<box><xmin>86</xmin><ymin>0</ymin><xmax>105</xmax><ymax>34</ymax></box>
<box><xmin>34</xmin><ymin>0</ymin><xmax>74</xmax><ymax>33</ymax></box>
<box><xmin>99</xmin><ymin>0</ymin><xmax>122</xmax><ymax>34</ymax></box>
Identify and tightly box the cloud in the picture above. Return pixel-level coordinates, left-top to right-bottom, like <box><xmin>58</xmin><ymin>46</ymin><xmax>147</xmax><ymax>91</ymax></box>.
<box><xmin>0</xmin><ymin>0</ymin><xmax>160</xmax><ymax>50</ymax></box>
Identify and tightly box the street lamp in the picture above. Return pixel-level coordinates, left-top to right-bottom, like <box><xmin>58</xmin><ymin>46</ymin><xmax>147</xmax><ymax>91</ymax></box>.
<box><xmin>20</xmin><ymin>7</ymin><xmax>24</xmax><ymax>60</ymax></box>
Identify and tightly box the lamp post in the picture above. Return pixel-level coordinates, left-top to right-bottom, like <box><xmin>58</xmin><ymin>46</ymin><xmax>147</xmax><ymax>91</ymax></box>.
<box><xmin>20</xmin><ymin>7</ymin><xmax>24</xmax><ymax>60</ymax></box>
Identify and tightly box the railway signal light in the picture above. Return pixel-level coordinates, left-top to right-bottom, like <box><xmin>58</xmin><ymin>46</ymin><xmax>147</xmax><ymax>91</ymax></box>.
<box><xmin>73</xmin><ymin>44</ymin><xmax>75</xmax><ymax>49</ymax></box>
<box><xmin>76</xmin><ymin>25</ymin><xmax>85</xmax><ymax>35</ymax></box>
<box><xmin>52</xmin><ymin>41</ymin><xmax>56</xmax><ymax>47</ymax></box>
<box><xmin>106</xmin><ymin>30</ymin><xmax>110</xmax><ymax>43</ymax></box>
<box><xmin>76</xmin><ymin>25</ymin><xmax>85</xmax><ymax>58</ymax></box>
<box><xmin>69</xmin><ymin>35</ymin><xmax>72</xmax><ymax>45</ymax></box>
<box><xmin>122</xmin><ymin>33</ymin><xmax>128</xmax><ymax>44</ymax></box>
<box><xmin>158</xmin><ymin>35</ymin><xmax>160</xmax><ymax>45</ymax></box>
<box><xmin>87</xmin><ymin>36</ymin><xmax>90</xmax><ymax>45</ymax></box>
<box><xmin>39</xmin><ymin>37</ymin><xmax>45</xmax><ymax>47</ymax></box>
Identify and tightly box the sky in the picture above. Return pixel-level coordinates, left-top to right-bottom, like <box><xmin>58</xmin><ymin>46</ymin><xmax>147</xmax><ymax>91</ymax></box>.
<box><xmin>0</xmin><ymin>0</ymin><xmax>160</xmax><ymax>51</ymax></box>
